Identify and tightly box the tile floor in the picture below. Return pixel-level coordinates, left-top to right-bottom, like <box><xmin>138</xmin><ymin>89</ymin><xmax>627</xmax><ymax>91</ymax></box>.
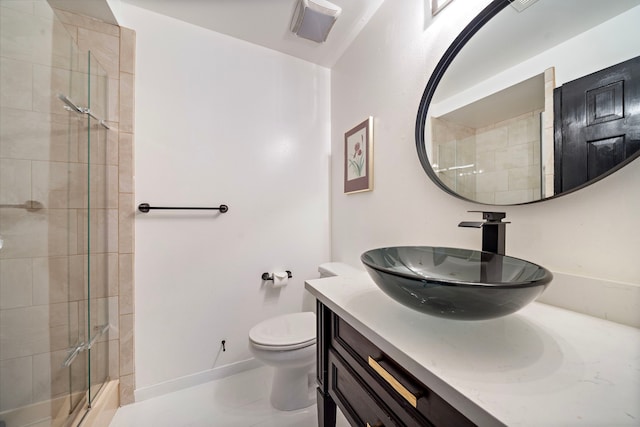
<box><xmin>109</xmin><ymin>366</ymin><xmax>350</xmax><ymax>427</ymax></box>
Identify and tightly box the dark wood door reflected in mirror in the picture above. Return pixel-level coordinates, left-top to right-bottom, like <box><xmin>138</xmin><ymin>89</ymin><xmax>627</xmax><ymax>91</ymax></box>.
<box><xmin>416</xmin><ymin>0</ymin><xmax>640</xmax><ymax>205</ymax></box>
<box><xmin>555</xmin><ymin>56</ymin><xmax>640</xmax><ymax>193</ymax></box>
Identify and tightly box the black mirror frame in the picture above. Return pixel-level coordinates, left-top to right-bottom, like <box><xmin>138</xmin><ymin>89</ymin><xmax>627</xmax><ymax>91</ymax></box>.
<box><xmin>415</xmin><ymin>0</ymin><xmax>640</xmax><ymax>205</ymax></box>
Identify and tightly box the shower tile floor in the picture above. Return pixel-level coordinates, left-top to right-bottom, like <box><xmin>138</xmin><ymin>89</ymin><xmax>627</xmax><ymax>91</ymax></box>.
<box><xmin>109</xmin><ymin>366</ymin><xmax>351</xmax><ymax>427</ymax></box>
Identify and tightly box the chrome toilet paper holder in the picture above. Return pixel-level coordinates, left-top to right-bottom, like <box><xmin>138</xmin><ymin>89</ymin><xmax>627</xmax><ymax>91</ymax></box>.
<box><xmin>261</xmin><ymin>271</ymin><xmax>293</xmax><ymax>281</ymax></box>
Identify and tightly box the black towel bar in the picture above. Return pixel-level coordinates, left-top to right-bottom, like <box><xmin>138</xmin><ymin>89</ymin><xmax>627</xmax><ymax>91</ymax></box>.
<box><xmin>138</xmin><ymin>203</ymin><xmax>228</xmax><ymax>213</ymax></box>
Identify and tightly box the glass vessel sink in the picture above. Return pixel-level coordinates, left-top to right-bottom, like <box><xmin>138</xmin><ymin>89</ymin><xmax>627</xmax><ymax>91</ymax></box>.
<box><xmin>361</xmin><ymin>247</ymin><xmax>553</xmax><ymax>320</ymax></box>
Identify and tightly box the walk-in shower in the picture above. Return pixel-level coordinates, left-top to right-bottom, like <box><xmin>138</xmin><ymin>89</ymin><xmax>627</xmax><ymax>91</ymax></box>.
<box><xmin>1</xmin><ymin>1</ymin><xmax>114</xmax><ymax>425</ymax></box>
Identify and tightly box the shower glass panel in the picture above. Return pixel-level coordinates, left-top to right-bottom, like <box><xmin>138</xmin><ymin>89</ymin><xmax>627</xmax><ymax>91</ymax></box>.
<box><xmin>86</xmin><ymin>50</ymin><xmax>111</xmax><ymax>406</ymax></box>
<box><xmin>68</xmin><ymin>47</ymin><xmax>92</xmax><ymax>427</ymax></box>
<box><xmin>0</xmin><ymin>1</ymin><xmax>111</xmax><ymax>426</ymax></box>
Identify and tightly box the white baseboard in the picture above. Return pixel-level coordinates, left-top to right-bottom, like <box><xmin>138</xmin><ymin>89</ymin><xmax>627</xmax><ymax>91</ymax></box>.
<box><xmin>134</xmin><ymin>358</ymin><xmax>263</xmax><ymax>402</ymax></box>
<box><xmin>536</xmin><ymin>272</ymin><xmax>640</xmax><ymax>329</ymax></box>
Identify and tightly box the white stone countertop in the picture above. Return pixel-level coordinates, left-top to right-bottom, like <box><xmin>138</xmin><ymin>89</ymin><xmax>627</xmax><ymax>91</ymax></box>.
<box><xmin>305</xmin><ymin>273</ymin><xmax>640</xmax><ymax>427</ymax></box>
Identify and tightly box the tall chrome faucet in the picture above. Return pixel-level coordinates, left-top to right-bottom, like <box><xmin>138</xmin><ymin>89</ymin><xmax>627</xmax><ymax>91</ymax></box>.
<box><xmin>459</xmin><ymin>211</ymin><xmax>509</xmax><ymax>255</ymax></box>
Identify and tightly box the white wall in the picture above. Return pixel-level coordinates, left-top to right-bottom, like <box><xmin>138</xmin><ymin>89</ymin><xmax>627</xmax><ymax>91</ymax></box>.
<box><xmin>331</xmin><ymin>1</ymin><xmax>639</xmax><ymax>320</ymax></box>
<box><xmin>120</xmin><ymin>4</ymin><xmax>330</xmax><ymax>397</ymax></box>
<box><xmin>432</xmin><ymin>5</ymin><xmax>640</xmax><ymax>117</ymax></box>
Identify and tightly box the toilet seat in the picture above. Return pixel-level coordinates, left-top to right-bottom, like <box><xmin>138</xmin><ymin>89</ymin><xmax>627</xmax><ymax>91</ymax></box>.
<box><xmin>249</xmin><ymin>312</ymin><xmax>316</xmax><ymax>351</ymax></box>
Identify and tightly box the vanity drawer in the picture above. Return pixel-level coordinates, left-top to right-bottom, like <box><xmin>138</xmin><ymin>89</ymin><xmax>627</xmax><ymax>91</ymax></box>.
<box><xmin>329</xmin><ymin>349</ymin><xmax>396</xmax><ymax>427</ymax></box>
<box><xmin>332</xmin><ymin>315</ymin><xmax>475</xmax><ymax>427</ymax></box>
<box><xmin>332</xmin><ymin>315</ymin><xmax>383</xmax><ymax>362</ymax></box>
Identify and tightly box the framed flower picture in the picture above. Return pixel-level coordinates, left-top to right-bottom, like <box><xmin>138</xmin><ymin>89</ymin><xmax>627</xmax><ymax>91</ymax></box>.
<box><xmin>344</xmin><ymin>117</ymin><xmax>373</xmax><ymax>194</ymax></box>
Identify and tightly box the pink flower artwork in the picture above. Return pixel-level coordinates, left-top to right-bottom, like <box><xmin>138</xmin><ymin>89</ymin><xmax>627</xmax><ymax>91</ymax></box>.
<box><xmin>344</xmin><ymin>117</ymin><xmax>373</xmax><ymax>194</ymax></box>
<box><xmin>348</xmin><ymin>134</ymin><xmax>366</xmax><ymax>178</ymax></box>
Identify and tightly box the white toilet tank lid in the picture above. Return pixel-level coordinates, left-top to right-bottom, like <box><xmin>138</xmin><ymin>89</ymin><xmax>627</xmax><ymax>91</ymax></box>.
<box><xmin>249</xmin><ymin>312</ymin><xmax>315</xmax><ymax>347</ymax></box>
<box><xmin>318</xmin><ymin>262</ymin><xmax>361</xmax><ymax>277</ymax></box>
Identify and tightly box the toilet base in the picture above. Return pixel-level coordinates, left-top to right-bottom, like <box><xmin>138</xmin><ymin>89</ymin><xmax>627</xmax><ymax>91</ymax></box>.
<box><xmin>270</xmin><ymin>365</ymin><xmax>315</xmax><ymax>411</ymax></box>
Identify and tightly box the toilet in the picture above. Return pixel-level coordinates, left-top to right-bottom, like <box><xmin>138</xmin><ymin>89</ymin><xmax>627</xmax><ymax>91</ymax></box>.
<box><xmin>248</xmin><ymin>262</ymin><xmax>361</xmax><ymax>411</ymax></box>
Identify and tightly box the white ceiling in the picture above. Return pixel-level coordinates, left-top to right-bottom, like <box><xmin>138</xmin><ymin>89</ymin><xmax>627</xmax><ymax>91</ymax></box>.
<box><xmin>117</xmin><ymin>0</ymin><xmax>385</xmax><ymax>68</ymax></box>
<box><xmin>435</xmin><ymin>0</ymin><xmax>640</xmax><ymax>101</ymax></box>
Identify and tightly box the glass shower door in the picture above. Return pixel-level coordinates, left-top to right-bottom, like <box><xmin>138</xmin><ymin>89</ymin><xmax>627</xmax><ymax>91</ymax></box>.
<box><xmin>64</xmin><ymin>47</ymin><xmax>91</xmax><ymax>423</ymax></box>
<box><xmin>0</xmin><ymin>2</ymin><xmax>111</xmax><ymax>426</ymax></box>
<box><xmin>86</xmin><ymin>50</ymin><xmax>111</xmax><ymax>407</ymax></box>
<box><xmin>0</xmin><ymin>3</ymin><xmax>88</xmax><ymax>425</ymax></box>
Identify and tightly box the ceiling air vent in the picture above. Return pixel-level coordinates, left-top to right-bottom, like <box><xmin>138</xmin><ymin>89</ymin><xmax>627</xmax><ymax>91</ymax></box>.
<box><xmin>290</xmin><ymin>0</ymin><xmax>342</xmax><ymax>43</ymax></box>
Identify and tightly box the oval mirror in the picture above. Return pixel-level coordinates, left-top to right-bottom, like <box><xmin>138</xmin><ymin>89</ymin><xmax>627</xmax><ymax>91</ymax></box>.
<box><xmin>416</xmin><ymin>0</ymin><xmax>640</xmax><ymax>205</ymax></box>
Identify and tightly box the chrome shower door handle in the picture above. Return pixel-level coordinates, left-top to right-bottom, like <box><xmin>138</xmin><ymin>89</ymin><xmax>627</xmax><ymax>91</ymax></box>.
<box><xmin>62</xmin><ymin>342</ymin><xmax>84</xmax><ymax>368</ymax></box>
<box><xmin>61</xmin><ymin>324</ymin><xmax>110</xmax><ymax>368</ymax></box>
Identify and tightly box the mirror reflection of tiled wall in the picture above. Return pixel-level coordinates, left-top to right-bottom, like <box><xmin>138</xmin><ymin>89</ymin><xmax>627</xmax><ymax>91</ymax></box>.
<box><xmin>474</xmin><ymin>111</ymin><xmax>542</xmax><ymax>204</ymax></box>
<box><xmin>431</xmin><ymin>110</ymin><xmax>543</xmax><ymax>204</ymax></box>
<box><xmin>430</xmin><ymin>117</ymin><xmax>476</xmax><ymax>200</ymax></box>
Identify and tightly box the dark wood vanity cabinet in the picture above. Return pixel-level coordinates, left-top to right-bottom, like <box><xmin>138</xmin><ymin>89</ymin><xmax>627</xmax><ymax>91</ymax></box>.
<box><xmin>316</xmin><ymin>302</ymin><xmax>475</xmax><ymax>427</ymax></box>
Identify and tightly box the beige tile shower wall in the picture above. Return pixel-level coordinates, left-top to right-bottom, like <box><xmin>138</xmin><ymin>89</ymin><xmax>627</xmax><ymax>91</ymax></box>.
<box><xmin>475</xmin><ymin>111</ymin><xmax>542</xmax><ymax>205</ymax></box>
<box><xmin>430</xmin><ymin>117</ymin><xmax>477</xmax><ymax>200</ymax></box>
<box><xmin>0</xmin><ymin>2</ymin><xmax>87</xmax><ymax>416</ymax></box>
<box><xmin>53</xmin><ymin>8</ymin><xmax>136</xmax><ymax>406</ymax></box>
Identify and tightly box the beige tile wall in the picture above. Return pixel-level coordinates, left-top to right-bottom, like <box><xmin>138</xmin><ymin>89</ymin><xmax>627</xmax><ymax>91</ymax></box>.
<box><xmin>0</xmin><ymin>3</ymin><xmax>89</xmax><ymax>420</ymax></box>
<box><xmin>431</xmin><ymin>111</ymin><xmax>543</xmax><ymax>204</ymax></box>
<box><xmin>475</xmin><ymin>111</ymin><xmax>542</xmax><ymax>204</ymax></box>
<box><xmin>0</xmin><ymin>2</ymin><xmax>135</xmax><ymax>416</ymax></box>
<box><xmin>53</xmin><ymin>8</ymin><xmax>136</xmax><ymax>406</ymax></box>
<box><xmin>430</xmin><ymin>117</ymin><xmax>477</xmax><ymax>200</ymax></box>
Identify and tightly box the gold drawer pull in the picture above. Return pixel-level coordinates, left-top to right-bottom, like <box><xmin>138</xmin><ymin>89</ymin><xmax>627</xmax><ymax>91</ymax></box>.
<box><xmin>368</xmin><ymin>356</ymin><xmax>418</xmax><ymax>408</ymax></box>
